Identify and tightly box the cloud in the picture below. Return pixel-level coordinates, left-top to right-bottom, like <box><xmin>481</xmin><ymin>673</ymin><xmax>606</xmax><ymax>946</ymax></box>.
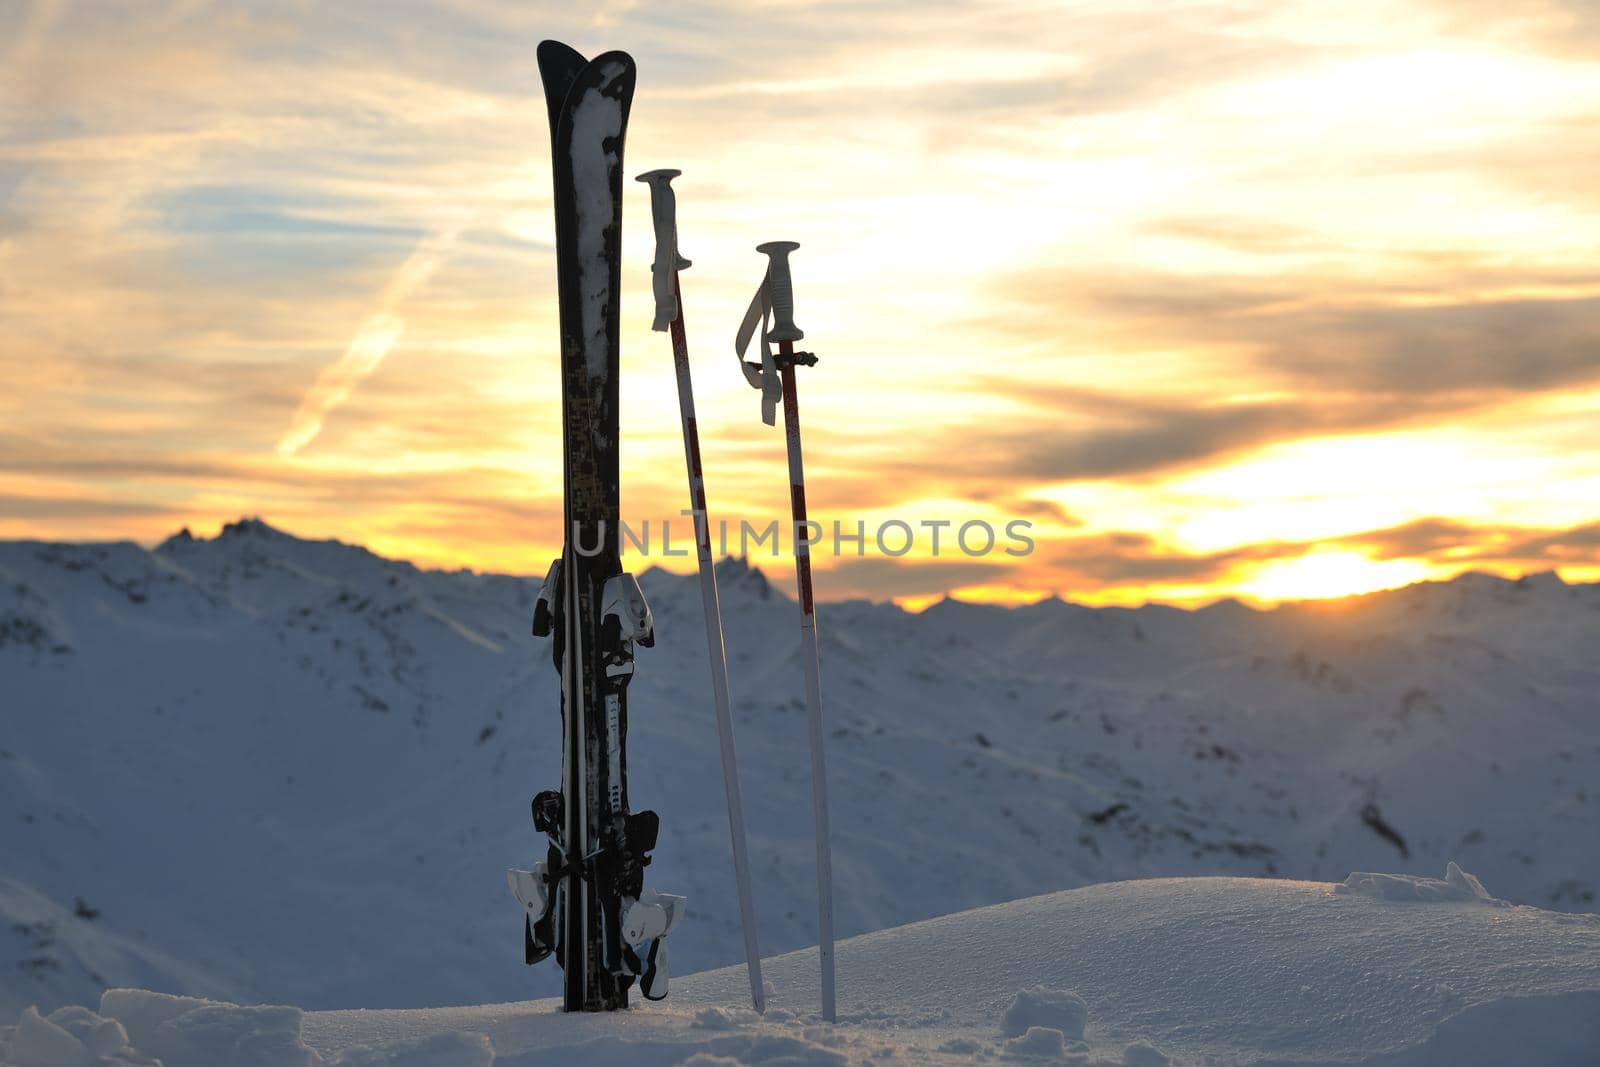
<box><xmin>850</xmin><ymin>382</ymin><xmax>1448</xmax><ymax>490</ymax></box>
<box><xmin>816</xmin><ymin>555</ymin><xmax>1019</xmax><ymax>600</ymax></box>
<box><xmin>1334</xmin><ymin>517</ymin><xmax>1484</xmax><ymax>560</ymax></box>
<box><xmin>1256</xmin><ymin>296</ymin><xmax>1600</xmax><ymax>397</ymax></box>
<box><xmin>5</xmin><ymin>1</ymin><xmax>1600</xmax><ymax>605</ymax></box>
<box><xmin>999</xmin><ymin>395</ymin><xmax>1426</xmax><ymax>483</ymax></box>
<box><xmin>1033</xmin><ymin>530</ymin><xmax>1301</xmax><ymax>586</ymax></box>
<box><xmin>1427</xmin><ymin>0</ymin><xmax>1600</xmax><ymax>59</ymax></box>
<box><xmin>946</xmin><ymin>263</ymin><xmax>1600</xmax><ymax>483</ymax></box>
<box><xmin>1325</xmin><ymin>515</ymin><xmax>1600</xmax><ymax>570</ymax></box>
<box><xmin>731</xmin><ymin>513</ymin><xmax>1600</xmax><ymax>603</ymax></box>
<box><xmin>1023</xmin><ymin>515</ymin><xmax>1600</xmax><ymax>595</ymax></box>
<box><xmin>1143</xmin><ymin>215</ymin><xmax>1324</xmax><ymax>256</ymax></box>
<box><xmin>0</xmin><ymin>495</ymin><xmax>187</xmax><ymax>521</ymax></box>
<box><xmin>1009</xmin><ymin>498</ymin><xmax>1086</xmax><ymax>526</ymax></box>
<box><xmin>1495</xmin><ymin>521</ymin><xmax>1600</xmax><ymax>561</ymax></box>
<box><xmin>277</xmin><ymin>223</ymin><xmax>464</xmax><ymax>456</ymax></box>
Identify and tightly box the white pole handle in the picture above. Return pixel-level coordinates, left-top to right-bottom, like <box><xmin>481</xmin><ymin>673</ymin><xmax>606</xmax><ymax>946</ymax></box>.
<box><xmin>636</xmin><ymin>169</ymin><xmax>692</xmax><ymax>332</ymax></box>
<box><xmin>755</xmin><ymin>240</ymin><xmax>804</xmax><ymax>342</ymax></box>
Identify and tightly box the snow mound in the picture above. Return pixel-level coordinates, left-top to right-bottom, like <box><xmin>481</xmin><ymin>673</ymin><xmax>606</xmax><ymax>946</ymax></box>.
<box><xmin>4</xmin><ymin>1005</ymin><xmax>141</xmax><ymax>1067</ymax></box>
<box><xmin>1002</xmin><ymin>1024</ymin><xmax>1071</xmax><ymax>1058</ymax></box>
<box><xmin>0</xmin><ymin>991</ymin><xmax>494</xmax><ymax>1067</ymax></box>
<box><xmin>690</xmin><ymin>1006</ymin><xmax>760</xmax><ymax>1030</ymax></box>
<box><xmin>1002</xmin><ymin>986</ymin><xmax>1088</xmax><ymax>1038</ymax></box>
<box><xmin>98</xmin><ymin>989</ymin><xmax>315</xmax><ymax>1067</ymax></box>
<box><xmin>6</xmin><ymin>875</ymin><xmax>1598</xmax><ymax>1064</ymax></box>
<box><xmin>284</xmin><ymin>876</ymin><xmax>1600</xmax><ymax>1066</ymax></box>
<box><xmin>1337</xmin><ymin>861</ymin><xmax>1497</xmax><ymax>903</ymax></box>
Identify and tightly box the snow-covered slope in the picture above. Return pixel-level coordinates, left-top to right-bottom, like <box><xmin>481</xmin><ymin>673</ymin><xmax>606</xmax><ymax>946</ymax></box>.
<box><xmin>6</xmin><ymin>873</ymin><xmax>1598</xmax><ymax>1066</ymax></box>
<box><xmin>2</xmin><ymin>520</ymin><xmax>1596</xmax><ymax>1017</ymax></box>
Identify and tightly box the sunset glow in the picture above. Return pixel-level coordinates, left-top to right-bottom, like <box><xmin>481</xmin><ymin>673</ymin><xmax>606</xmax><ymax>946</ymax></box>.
<box><xmin>4</xmin><ymin>1</ymin><xmax>1599</xmax><ymax>607</ymax></box>
<box><xmin>1237</xmin><ymin>551</ymin><xmax>1434</xmax><ymax>603</ymax></box>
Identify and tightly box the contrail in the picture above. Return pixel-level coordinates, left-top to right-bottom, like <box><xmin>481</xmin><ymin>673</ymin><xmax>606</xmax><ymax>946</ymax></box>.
<box><xmin>277</xmin><ymin>223</ymin><xmax>462</xmax><ymax>457</ymax></box>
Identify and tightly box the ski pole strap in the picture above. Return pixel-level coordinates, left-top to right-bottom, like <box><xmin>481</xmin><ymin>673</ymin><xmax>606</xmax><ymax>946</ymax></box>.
<box><xmin>734</xmin><ymin>276</ymin><xmax>782</xmax><ymax>426</ymax></box>
<box><xmin>635</xmin><ymin>169</ymin><xmax>691</xmax><ymax>332</ymax></box>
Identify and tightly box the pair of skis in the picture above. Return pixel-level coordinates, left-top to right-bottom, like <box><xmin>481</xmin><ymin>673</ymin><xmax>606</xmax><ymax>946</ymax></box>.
<box><xmin>506</xmin><ymin>40</ymin><xmax>682</xmax><ymax>1015</ymax></box>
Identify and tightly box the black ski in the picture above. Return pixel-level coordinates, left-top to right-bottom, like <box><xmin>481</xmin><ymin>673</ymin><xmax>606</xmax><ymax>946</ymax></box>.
<box><xmin>509</xmin><ymin>38</ymin><xmax>683</xmax><ymax>1015</ymax></box>
<box><xmin>538</xmin><ymin>40</ymin><xmax>644</xmax><ymax>1013</ymax></box>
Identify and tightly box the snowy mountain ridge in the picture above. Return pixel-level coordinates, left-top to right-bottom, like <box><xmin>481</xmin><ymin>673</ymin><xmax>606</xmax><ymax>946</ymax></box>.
<box><xmin>2</xmin><ymin>519</ymin><xmax>1596</xmax><ymax>1019</ymax></box>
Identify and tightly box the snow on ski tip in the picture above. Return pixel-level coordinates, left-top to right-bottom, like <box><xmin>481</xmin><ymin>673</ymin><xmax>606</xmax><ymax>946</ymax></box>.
<box><xmin>570</xmin><ymin>67</ymin><xmax>629</xmax><ymax>383</ymax></box>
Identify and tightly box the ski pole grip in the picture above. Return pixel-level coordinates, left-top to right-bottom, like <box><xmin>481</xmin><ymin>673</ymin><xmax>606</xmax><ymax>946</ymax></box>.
<box><xmin>756</xmin><ymin>241</ymin><xmax>804</xmax><ymax>342</ymax></box>
<box><xmin>636</xmin><ymin>169</ymin><xmax>691</xmax><ymax>331</ymax></box>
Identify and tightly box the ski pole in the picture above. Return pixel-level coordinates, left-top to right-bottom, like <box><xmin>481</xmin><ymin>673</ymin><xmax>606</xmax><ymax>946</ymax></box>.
<box><xmin>636</xmin><ymin>168</ymin><xmax>767</xmax><ymax>1013</ymax></box>
<box><xmin>752</xmin><ymin>241</ymin><xmax>836</xmax><ymax>1023</ymax></box>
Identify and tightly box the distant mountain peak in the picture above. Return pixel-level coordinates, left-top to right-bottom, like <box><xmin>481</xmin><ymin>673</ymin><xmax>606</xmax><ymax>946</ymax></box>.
<box><xmin>157</xmin><ymin>518</ymin><xmax>303</xmax><ymax>555</ymax></box>
<box><xmin>920</xmin><ymin>593</ymin><xmax>1005</xmax><ymax>618</ymax></box>
<box><xmin>713</xmin><ymin>555</ymin><xmax>770</xmax><ymax>595</ymax></box>
<box><xmin>218</xmin><ymin>517</ymin><xmax>289</xmax><ymax>541</ymax></box>
<box><xmin>156</xmin><ymin>527</ymin><xmax>198</xmax><ymax>552</ymax></box>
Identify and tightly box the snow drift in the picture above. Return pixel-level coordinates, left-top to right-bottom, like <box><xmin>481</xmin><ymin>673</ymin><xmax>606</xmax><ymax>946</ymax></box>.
<box><xmin>4</xmin><ymin>871</ymin><xmax>1597</xmax><ymax>1066</ymax></box>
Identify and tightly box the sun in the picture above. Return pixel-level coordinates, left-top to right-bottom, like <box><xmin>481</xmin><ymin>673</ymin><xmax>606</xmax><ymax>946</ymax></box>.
<box><xmin>1238</xmin><ymin>550</ymin><xmax>1434</xmax><ymax>604</ymax></box>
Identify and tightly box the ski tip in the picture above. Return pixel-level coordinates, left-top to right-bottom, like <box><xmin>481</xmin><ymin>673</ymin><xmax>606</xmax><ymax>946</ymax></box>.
<box><xmin>536</xmin><ymin>40</ymin><xmax>589</xmax><ymax>129</ymax></box>
<box><xmin>537</xmin><ymin>39</ymin><xmax>587</xmax><ymax>67</ymax></box>
<box><xmin>590</xmin><ymin>48</ymin><xmax>637</xmax><ymax>66</ymax></box>
<box><xmin>589</xmin><ymin>49</ymin><xmax>639</xmax><ymax>85</ymax></box>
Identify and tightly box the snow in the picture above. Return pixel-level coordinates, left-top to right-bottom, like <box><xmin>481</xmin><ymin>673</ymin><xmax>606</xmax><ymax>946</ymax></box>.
<box><xmin>1001</xmin><ymin>987</ymin><xmax>1088</xmax><ymax>1039</ymax></box>
<box><xmin>2</xmin><ymin>522</ymin><xmax>1598</xmax><ymax>1061</ymax></box>
<box><xmin>6</xmin><ymin>1008</ymin><xmax>100</xmax><ymax>1067</ymax></box>
<box><xmin>1003</xmin><ymin>1025</ymin><xmax>1076</xmax><ymax>1059</ymax></box>
<box><xmin>5</xmin><ymin>873</ymin><xmax>1595</xmax><ymax>1065</ymax></box>
<box><xmin>568</xmin><ymin>58</ymin><xmax>628</xmax><ymax>390</ymax></box>
<box><xmin>329</xmin><ymin>1032</ymin><xmax>493</xmax><ymax>1067</ymax></box>
<box><xmin>1338</xmin><ymin>861</ymin><xmax>1495</xmax><ymax>903</ymax></box>
<box><xmin>2</xmin><ymin>991</ymin><xmax>498</xmax><ymax>1066</ymax></box>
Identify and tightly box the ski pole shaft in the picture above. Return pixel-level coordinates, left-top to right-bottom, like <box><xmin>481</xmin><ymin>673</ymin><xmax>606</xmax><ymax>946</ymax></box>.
<box><xmin>640</xmin><ymin>168</ymin><xmax>765</xmax><ymax>1011</ymax></box>
<box><xmin>666</xmin><ymin>269</ymin><xmax>768</xmax><ymax>1013</ymax></box>
<box><xmin>779</xmin><ymin>343</ymin><xmax>836</xmax><ymax>1023</ymax></box>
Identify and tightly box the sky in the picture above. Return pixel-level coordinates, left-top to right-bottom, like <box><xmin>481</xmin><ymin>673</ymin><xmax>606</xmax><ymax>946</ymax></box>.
<box><xmin>3</xmin><ymin>0</ymin><xmax>1600</xmax><ymax>608</ymax></box>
